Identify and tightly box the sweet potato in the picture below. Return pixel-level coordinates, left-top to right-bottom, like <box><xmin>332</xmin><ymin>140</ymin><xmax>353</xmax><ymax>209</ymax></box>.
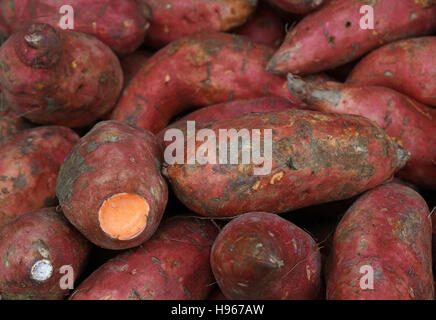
<box><xmin>120</xmin><ymin>50</ymin><xmax>153</xmax><ymax>86</ymax></box>
<box><xmin>267</xmin><ymin>0</ymin><xmax>436</xmax><ymax>75</ymax></box>
<box><xmin>267</xmin><ymin>0</ymin><xmax>325</xmax><ymax>14</ymax></box>
<box><xmin>326</xmin><ymin>182</ymin><xmax>434</xmax><ymax>300</ymax></box>
<box><xmin>136</xmin><ymin>0</ymin><xmax>257</xmax><ymax>48</ymax></box>
<box><xmin>70</xmin><ymin>216</ymin><xmax>218</xmax><ymax>300</ymax></box>
<box><xmin>0</xmin><ymin>23</ymin><xmax>123</xmax><ymax>128</ymax></box>
<box><xmin>234</xmin><ymin>1</ymin><xmax>285</xmax><ymax>49</ymax></box>
<box><xmin>56</xmin><ymin>120</ymin><xmax>168</xmax><ymax>250</ymax></box>
<box><xmin>0</xmin><ymin>207</ymin><xmax>91</xmax><ymax>300</ymax></box>
<box><xmin>211</xmin><ymin>212</ymin><xmax>321</xmax><ymax>299</ymax></box>
<box><xmin>158</xmin><ymin>97</ymin><xmax>301</xmax><ymax>147</ymax></box>
<box><xmin>0</xmin><ymin>126</ymin><xmax>79</xmax><ymax>228</ymax></box>
<box><xmin>163</xmin><ymin>109</ymin><xmax>409</xmax><ymax>217</ymax></box>
<box><xmin>0</xmin><ymin>96</ymin><xmax>31</xmax><ymax>142</ymax></box>
<box><xmin>347</xmin><ymin>37</ymin><xmax>436</xmax><ymax>108</ymax></box>
<box><xmin>0</xmin><ymin>0</ymin><xmax>149</xmax><ymax>56</ymax></box>
<box><xmin>287</xmin><ymin>75</ymin><xmax>436</xmax><ymax>190</ymax></box>
<box><xmin>111</xmin><ymin>32</ymin><xmax>295</xmax><ymax>134</ymax></box>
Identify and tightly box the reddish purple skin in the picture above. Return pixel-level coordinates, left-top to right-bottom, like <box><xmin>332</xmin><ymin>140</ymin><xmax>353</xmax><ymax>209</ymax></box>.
<box><xmin>70</xmin><ymin>216</ymin><xmax>219</xmax><ymax>300</ymax></box>
<box><xmin>0</xmin><ymin>0</ymin><xmax>149</xmax><ymax>56</ymax></box>
<box><xmin>0</xmin><ymin>126</ymin><xmax>79</xmax><ymax>228</ymax></box>
<box><xmin>347</xmin><ymin>36</ymin><xmax>436</xmax><ymax>108</ymax></box>
<box><xmin>164</xmin><ymin>109</ymin><xmax>409</xmax><ymax>217</ymax></box>
<box><xmin>327</xmin><ymin>182</ymin><xmax>434</xmax><ymax>300</ymax></box>
<box><xmin>56</xmin><ymin>121</ymin><xmax>168</xmax><ymax>250</ymax></box>
<box><xmin>158</xmin><ymin>97</ymin><xmax>302</xmax><ymax>148</ymax></box>
<box><xmin>211</xmin><ymin>212</ymin><xmax>322</xmax><ymax>300</ymax></box>
<box><xmin>137</xmin><ymin>0</ymin><xmax>257</xmax><ymax>48</ymax></box>
<box><xmin>268</xmin><ymin>0</ymin><xmax>436</xmax><ymax>75</ymax></box>
<box><xmin>0</xmin><ymin>207</ymin><xmax>91</xmax><ymax>300</ymax></box>
<box><xmin>120</xmin><ymin>50</ymin><xmax>153</xmax><ymax>86</ymax></box>
<box><xmin>111</xmin><ymin>32</ymin><xmax>297</xmax><ymax>134</ymax></box>
<box><xmin>268</xmin><ymin>0</ymin><xmax>325</xmax><ymax>14</ymax></box>
<box><xmin>287</xmin><ymin>76</ymin><xmax>436</xmax><ymax>189</ymax></box>
<box><xmin>234</xmin><ymin>1</ymin><xmax>285</xmax><ymax>49</ymax></box>
<box><xmin>0</xmin><ymin>23</ymin><xmax>123</xmax><ymax>128</ymax></box>
<box><xmin>0</xmin><ymin>104</ymin><xmax>31</xmax><ymax>142</ymax></box>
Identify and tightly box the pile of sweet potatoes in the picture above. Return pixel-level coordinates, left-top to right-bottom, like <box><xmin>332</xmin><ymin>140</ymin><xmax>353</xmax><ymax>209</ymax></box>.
<box><xmin>0</xmin><ymin>0</ymin><xmax>434</xmax><ymax>302</ymax></box>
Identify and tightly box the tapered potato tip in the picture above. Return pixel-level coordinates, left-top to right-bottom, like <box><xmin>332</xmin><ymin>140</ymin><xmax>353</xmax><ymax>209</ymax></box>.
<box><xmin>98</xmin><ymin>193</ymin><xmax>149</xmax><ymax>241</ymax></box>
<box><xmin>14</xmin><ymin>23</ymin><xmax>62</xmax><ymax>69</ymax></box>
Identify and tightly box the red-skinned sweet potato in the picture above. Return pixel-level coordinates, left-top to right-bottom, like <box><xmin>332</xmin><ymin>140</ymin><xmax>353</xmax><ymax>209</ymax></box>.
<box><xmin>326</xmin><ymin>182</ymin><xmax>434</xmax><ymax>300</ymax></box>
<box><xmin>267</xmin><ymin>0</ymin><xmax>325</xmax><ymax>14</ymax></box>
<box><xmin>136</xmin><ymin>0</ymin><xmax>257</xmax><ymax>48</ymax></box>
<box><xmin>267</xmin><ymin>0</ymin><xmax>436</xmax><ymax>75</ymax></box>
<box><xmin>158</xmin><ymin>97</ymin><xmax>302</xmax><ymax>147</ymax></box>
<box><xmin>0</xmin><ymin>126</ymin><xmax>79</xmax><ymax>228</ymax></box>
<box><xmin>0</xmin><ymin>0</ymin><xmax>149</xmax><ymax>56</ymax></box>
<box><xmin>120</xmin><ymin>50</ymin><xmax>153</xmax><ymax>86</ymax></box>
<box><xmin>211</xmin><ymin>212</ymin><xmax>321</xmax><ymax>300</ymax></box>
<box><xmin>0</xmin><ymin>23</ymin><xmax>123</xmax><ymax>128</ymax></box>
<box><xmin>70</xmin><ymin>216</ymin><xmax>219</xmax><ymax>300</ymax></box>
<box><xmin>0</xmin><ymin>207</ymin><xmax>91</xmax><ymax>300</ymax></box>
<box><xmin>111</xmin><ymin>32</ymin><xmax>295</xmax><ymax>134</ymax></box>
<box><xmin>163</xmin><ymin>109</ymin><xmax>409</xmax><ymax>217</ymax></box>
<box><xmin>0</xmin><ymin>96</ymin><xmax>31</xmax><ymax>142</ymax></box>
<box><xmin>287</xmin><ymin>75</ymin><xmax>436</xmax><ymax>190</ymax></box>
<box><xmin>347</xmin><ymin>37</ymin><xmax>436</xmax><ymax>108</ymax></box>
<box><xmin>234</xmin><ymin>1</ymin><xmax>285</xmax><ymax>49</ymax></box>
<box><xmin>56</xmin><ymin>120</ymin><xmax>168</xmax><ymax>250</ymax></box>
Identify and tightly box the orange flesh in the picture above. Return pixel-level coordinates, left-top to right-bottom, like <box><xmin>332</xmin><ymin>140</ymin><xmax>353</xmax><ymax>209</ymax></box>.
<box><xmin>98</xmin><ymin>193</ymin><xmax>149</xmax><ymax>241</ymax></box>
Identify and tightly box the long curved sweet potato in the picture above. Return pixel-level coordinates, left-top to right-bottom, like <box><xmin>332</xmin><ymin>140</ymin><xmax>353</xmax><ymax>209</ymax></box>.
<box><xmin>287</xmin><ymin>75</ymin><xmax>436</xmax><ymax>190</ymax></box>
<box><xmin>0</xmin><ymin>23</ymin><xmax>123</xmax><ymax>128</ymax></box>
<box><xmin>326</xmin><ymin>182</ymin><xmax>434</xmax><ymax>300</ymax></box>
<box><xmin>347</xmin><ymin>37</ymin><xmax>436</xmax><ymax>108</ymax></box>
<box><xmin>0</xmin><ymin>207</ymin><xmax>91</xmax><ymax>300</ymax></box>
<box><xmin>0</xmin><ymin>0</ymin><xmax>149</xmax><ymax>55</ymax></box>
<box><xmin>56</xmin><ymin>121</ymin><xmax>168</xmax><ymax>250</ymax></box>
<box><xmin>267</xmin><ymin>0</ymin><xmax>325</xmax><ymax>14</ymax></box>
<box><xmin>70</xmin><ymin>216</ymin><xmax>218</xmax><ymax>300</ymax></box>
<box><xmin>0</xmin><ymin>126</ymin><xmax>79</xmax><ymax>228</ymax></box>
<box><xmin>211</xmin><ymin>212</ymin><xmax>321</xmax><ymax>300</ymax></box>
<box><xmin>234</xmin><ymin>1</ymin><xmax>285</xmax><ymax>49</ymax></box>
<box><xmin>137</xmin><ymin>0</ymin><xmax>257</xmax><ymax>48</ymax></box>
<box><xmin>163</xmin><ymin>109</ymin><xmax>409</xmax><ymax>217</ymax></box>
<box><xmin>111</xmin><ymin>32</ymin><xmax>294</xmax><ymax>134</ymax></box>
<box><xmin>267</xmin><ymin>0</ymin><xmax>436</xmax><ymax>75</ymax></box>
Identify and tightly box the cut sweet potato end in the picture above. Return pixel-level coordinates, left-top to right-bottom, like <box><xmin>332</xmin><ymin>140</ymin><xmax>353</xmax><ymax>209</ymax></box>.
<box><xmin>98</xmin><ymin>193</ymin><xmax>149</xmax><ymax>241</ymax></box>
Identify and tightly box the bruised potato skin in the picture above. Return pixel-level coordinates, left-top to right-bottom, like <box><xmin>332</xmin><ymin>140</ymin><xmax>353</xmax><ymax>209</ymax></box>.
<box><xmin>0</xmin><ymin>24</ymin><xmax>123</xmax><ymax>128</ymax></box>
<box><xmin>56</xmin><ymin>121</ymin><xmax>168</xmax><ymax>250</ymax></box>
<box><xmin>327</xmin><ymin>182</ymin><xmax>434</xmax><ymax>300</ymax></box>
<box><xmin>347</xmin><ymin>37</ymin><xmax>436</xmax><ymax>108</ymax></box>
<box><xmin>287</xmin><ymin>76</ymin><xmax>436</xmax><ymax>190</ymax></box>
<box><xmin>164</xmin><ymin>109</ymin><xmax>409</xmax><ymax>217</ymax></box>
<box><xmin>0</xmin><ymin>126</ymin><xmax>79</xmax><ymax>228</ymax></box>
<box><xmin>211</xmin><ymin>212</ymin><xmax>322</xmax><ymax>300</ymax></box>
<box><xmin>111</xmin><ymin>32</ymin><xmax>295</xmax><ymax>134</ymax></box>
<box><xmin>137</xmin><ymin>0</ymin><xmax>258</xmax><ymax>48</ymax></box>
<box><xmin>268</xmin><ymin>0</ymin><xmax>436</xmax><ymax>75</ymax></box>
<box><xmin>0</xmin><ymin>207</ymin><xmax>91</xmax><ymax>300</ymax></box>
<box><xmin>70</xmin><ymin>216</ymin><xmax>219</xmax><ymax>300</ymax></box>
<box><xmin>0</xmin><ymin>0</ymin><xmax>149</xmax><ymax>56</ymax></box>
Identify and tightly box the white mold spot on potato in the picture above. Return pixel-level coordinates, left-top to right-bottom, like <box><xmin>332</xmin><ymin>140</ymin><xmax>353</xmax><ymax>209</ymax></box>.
<box><xmin>31</xmin><ymin>259</ymin><xmax>53</xmax><ymax>282</ymax></box>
